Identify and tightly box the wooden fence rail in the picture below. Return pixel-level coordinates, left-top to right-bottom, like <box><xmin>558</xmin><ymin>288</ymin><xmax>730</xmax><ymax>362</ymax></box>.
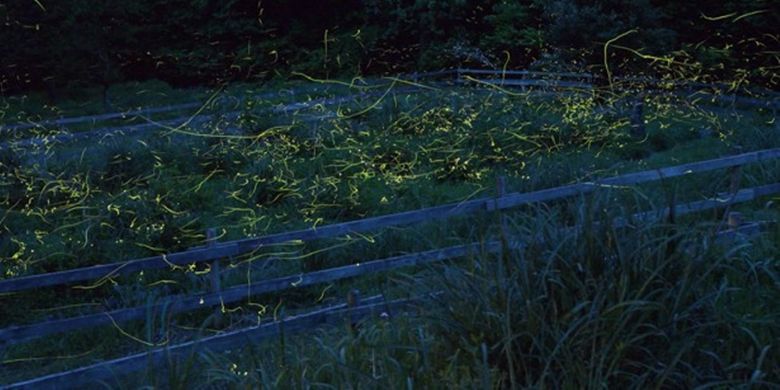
<box><xmin>0</xmin><ymin>102</ymin><xmax>202</xmax><ymax>132</ymax></box>
<box><xmin>3</xmin><ymin>150</ymin><xmax>779</xmax><ymax>386</ymax></box>
<box><xmin>3</xmin><ymin>181</ymin><xmax>777</xmax><ymax>387</ymax></box>
<box><xmin>1</xmin><ymin>148</ymin><xmax>778</xmax><ymax>294</ymax></box>
<box><xmin>4</xmin><ymin>294</ymin><xmax>418</xmax><ymax>390</ymax></box>
<box><xmin>0</xmin><ymin>86</ymin><xmax>416</xmax><ymax>151</ymax></box>
<box><xmin>3</xmin><ymin>181</ymin><xmax>779</xmax><ymax>346</ymax></box>
<box><xmin>0</xmin><ymin>242</ymin><xmax>490</xmax><ymax>344</ymax></box>
<box><xmin>0</xmin><ymin>87</ymin><xmax>315</xmax><ymax>132</ymax></box>
<box><xmin>4</xmin><ymin>70</ymin><xmax>776</xmax><ymax>152</ymax></box>
<box><xmin>3</xmin><ymin>67</ymin><xmax>776</xmax><ymax>135</ymax></box>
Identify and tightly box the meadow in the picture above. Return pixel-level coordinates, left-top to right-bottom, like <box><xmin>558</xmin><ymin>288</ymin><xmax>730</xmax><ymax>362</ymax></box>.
<box><xmin>1</xmin><ymin>76</ymin><xmax>779</xmax><ymax>387</ymax></box>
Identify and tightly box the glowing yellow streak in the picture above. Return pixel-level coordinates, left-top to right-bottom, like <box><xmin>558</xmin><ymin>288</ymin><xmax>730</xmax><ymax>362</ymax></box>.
<box><xmin>33</xmin><ymin>0</ymin><xmax>46</xmax><ymax>11</ymax></box>
<box><xmin>135</xmin><ymin>242</ymin><xmax>167</xmax><ymax>252</ymax></box>
<box><xmin>146</xmin><ymin>114</ymin><xmax>293</xmax><ymax>140</ymax></box>
<box><xmin>603</xmin><ymin>29</ymin><xmax>638</xmax><ymax>87</ymax></box>
<box><xmin>732</xmin><ymin>9</ymin><xmax>767</xmax><ymax>22</ymax></box>
<box><xmin>50</xmin><ymin>216</ymin><xmax>96</xmax><ymax>234</ymax></box>
<box><xmin>138</xmin><ymin>86</ymin><xmax>292</xmax><ymax>140</ymax></box>
<box><xmin>382</xmin><ymin>76</ymin><xmax>440</xmax><ymax>91</ymax></box>
<box><xmin>71</xmin><ymin>260</ymin><xmax>134</xmax><ymax>290</ymax></box>
<box><xmin>146</xmin><ymin>279</ymin><xmax>179</xmax><ymax>287</ymax></box>
<box><xmin>159</xmin><ymin>254</ymin><xmax>189</xmax><ymax>272</ymax></box>
<box><xmin>700</xmin><ymin>11</ymin><xmax>737</xmax><ymax>21</ymax></box>
<box><xmin>461</xmin><ymin>76</ymin><xmax>526</xmax><ymax>97</ymax></box>
<box><xmin>315</xmin><ymin>284</ymin><xmax>334</xmax><ymax>303</ymax></box>
<box><xmin>272</xmin><ymin>299</ymin><xmax>283</xmax><ymax>321</ymax></box>
<box><xmin>323</xmin><ymin>29</ymin><xmax>329</xmax><ymax>67</ymax></box>
<box><xmin>32</xmin><ymin>302</ymin><xmax>101</xmax><ymax>312</ymax></box>
<box><xmin>2</xmin><ymin>348</ymin><xmax>96</xmax><ymax>364</ymax></box>
<box><xmin>291</xmin><ymin>71</ymin><xmax>373</xmax><ymax>90</ymax></box>
<box><xmin>105</xmin><ymin>311</ymin><xmax>168</xmax><ymax>347</ymax></box>
<box><xmin>337</xmin><ymin>80</ymin><xmax>399</xmax><ymax>119</ymax></box>
<box><xmin>160</xmin><ymin>202</ymin><xmax>186</xmax><ymax>216</ymax></box>
<box><xmin>611</xmin><ymin>45</ymin><xmax>703</xmax><ymax>68</ymax></box>
<box><xmin>501</xmin><ymin>50</ymin><xmax>511</xmax><ymax>85</ymax></box>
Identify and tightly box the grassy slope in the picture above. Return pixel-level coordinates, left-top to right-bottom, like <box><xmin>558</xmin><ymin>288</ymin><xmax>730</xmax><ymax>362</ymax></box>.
<box><xmin>0</xmin><ymin>80</ymin><xmax>778</xmax><ymax>385</ymax></box>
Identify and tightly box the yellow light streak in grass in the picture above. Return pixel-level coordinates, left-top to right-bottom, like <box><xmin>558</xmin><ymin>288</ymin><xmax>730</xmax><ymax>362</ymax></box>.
<box><xmin>135</xmin><ymin>242</ymin><xmax>167</xmax><ymax>252</ymax></box>
<box><xmin>31</xmin><ymin>302</ymin><xmax>102</xmax><ymax>312</ymax></box>
<box><xmin>71</xmin><ymin>261</ymin><xmax>133</xmax><ymax>290</ymax></box>
<box><xmin>603</xmin><ymin>29</ymin><xmax>638</xmax><ymax>88</ymax></box>
<box><xmin>315</xmin><ymin>284</ymin><xmax>334</xmax><ymax>303</ymax></box>
<box><xmin>32</xmin><ymin>0</ymin><xmax>46</xmax><ymax>12</ymax></box>
<box><xmin>2</xmin><ymin>348</ymin><xmax>97</xmax><ymax>364</ymax></box>
<box><xmin>159</xmin><ymin>201</ymin><xmax>186</xmax><ymax>216</ymax></box>
<box><xmin>146</xmin><ymin>279</ymin><xmax>180</xmax><ymax>287</ymax></box>
<box><xmin>138</xmin><ymin>86</ymin><xmax>294</xmax><ymax>140</ymax></box>
<box><xmin>105</xmin><ymin>311</ymin><xmax>168</xmax><ymax>347</ymax></box>
<box><xmin>382</xmin><ymin>76</ymin><xmax>440</xmax><ymax>91</ymax></box>
<box><xmin>159</xmin><ymin>254</ymin><xmax>190</xmax><ymax>272</ymax></box>
<box><xmin>701</xmin><ymin>11</ymin><xmax>738</xmax><ymax>21</ymax></box>
<box><xmin>731</xmin><ymin>9</ymin><xmax>768</xmax><ymax>22</ymax></box>
<box><xmin>337</xmin><ymin>79</ymin><xmax>399</xmax><ymax>119</ymax></box>
<box><xmin>501</xmin><ymin>50</ymin><xmax>511</xmax><ymax>86</ymax></box>
<box><xmin>229</xmin><ymin>238</ymin><xmax>356</xmax><ymax>270</ymax></box>
<box><xmin>701</xmin><ymin>9</ymin><xmax>768</xmax><ymax>22</ymax></box>
<box><xmin>461</xmin><ymin>75</ymin><xmax>526</xmax><ymax>97</ymax></box>
<box><xmin>610</xmin><ymin>44</ymin><xmax>701</xmax><ymax>68</ymax></box>
<box><xmin>291</xmin><ymin>71</ymin><xmax>374</xmax><ymax>90</ymax></box>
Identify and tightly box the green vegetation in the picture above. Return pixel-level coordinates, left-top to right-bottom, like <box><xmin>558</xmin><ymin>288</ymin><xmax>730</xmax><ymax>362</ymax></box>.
<box><xmin>126</xmin><ymin>206</ymin><xmax>780</xmax><ymax>388</ymax></box>
<box><xmin>2</xmin><ymin>0</ymin><xmax>778</xmax><ymax>386</ymax></box>
<box><xmin>1</xmin><ymin>75</ymin><xmax>779</xmax><ymax>386</ymax></box>
<box><xmin>2</xmin><ymin>0</ymin><xmax>777</xmax><ymax>101</ymax></box>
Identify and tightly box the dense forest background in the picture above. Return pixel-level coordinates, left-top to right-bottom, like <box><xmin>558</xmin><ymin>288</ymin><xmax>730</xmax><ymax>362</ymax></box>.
<box><xmin>1</xmin><ymin>0</ymin><xmax>778</xmax><ymax>101</ymax></box>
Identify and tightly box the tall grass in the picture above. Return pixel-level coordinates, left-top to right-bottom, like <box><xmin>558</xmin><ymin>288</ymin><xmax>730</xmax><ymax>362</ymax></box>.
<box><xmin>132</xmin><ymin>198</ymin><xmax>779</xmax><ymax>389</ymax></box>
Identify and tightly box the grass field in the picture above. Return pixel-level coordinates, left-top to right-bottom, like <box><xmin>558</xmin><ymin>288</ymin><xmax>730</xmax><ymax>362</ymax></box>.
<box><xmin>1</xmin><ymin>78</ymin><xmax>778</xmax><ymax>386</ymax></box>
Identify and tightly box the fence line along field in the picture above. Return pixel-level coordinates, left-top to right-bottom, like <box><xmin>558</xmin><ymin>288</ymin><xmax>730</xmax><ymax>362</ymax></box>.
<box><xmin>3</xmin><ymin>147</ymin><xmax>779</xmax><ymax>388</ymax></box>
<box><xmin>1</xmin><ymin>71</ymin><xmax>779</xmax><ymax>387</ymax></box>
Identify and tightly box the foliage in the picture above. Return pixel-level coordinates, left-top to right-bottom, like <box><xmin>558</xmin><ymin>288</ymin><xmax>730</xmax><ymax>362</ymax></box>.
<box><xmin>2</xmin><ymin>0</ymin><xmax>778</xmax><ymax>100</ymax></box>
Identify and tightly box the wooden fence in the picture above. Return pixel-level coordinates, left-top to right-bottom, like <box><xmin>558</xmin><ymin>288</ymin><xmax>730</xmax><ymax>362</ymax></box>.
<box><xmin>2</xmin><ymin>148</ymin><xmax>778</xmax><ymax>295</ymax></box>
<box><xmin>3</xmin><ymin>148</ymin><xmax>779</xmax><ymax>388</ymax></box>
<box><xmin>3</xmin><ymin>68</ymin><xmax>776</xmax><ymax>151</ymax></box>
<box><xmin>2</xmin><ymin>72</ymin><xmax>779</xmax><ymax>386</ymax></box>
<box><xmin>1</xmin><ymin>148</ymin><xmax>778</xmax><ymax>347</ymax></box>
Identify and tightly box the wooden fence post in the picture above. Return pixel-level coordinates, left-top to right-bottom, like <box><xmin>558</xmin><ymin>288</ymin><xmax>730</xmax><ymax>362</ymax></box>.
<box><xmin>728</xmin><ymin>165</ymin><xmax>742</xmax><ymax>195</ymax></box>
<box><xmin>727</xmin><ymin>212</ymin><xmax>744</xmax><ymax>229</ymax></box>
<box><xmin>206</xmin><ymin>228</ymin><xmax>223</xmax><ymax>327</ymax></box>
<box><xmin>496</xmin><ymin>176</ymin><xmax>509</xmax><ymax>237</ymax></box>
<box><xmin>347</xmin><ymin>289</ymin><xmax>361</xmax><ymax>332</ymax></box>
<box><xmin>630</xmin><ymin>93</ymin><xmax>646</xmax><ymax>138</ymax></box>
<box><xmin>206</xmin><ymin>228</ymin><xmax>221</xmax><ymax>293</ymax></box>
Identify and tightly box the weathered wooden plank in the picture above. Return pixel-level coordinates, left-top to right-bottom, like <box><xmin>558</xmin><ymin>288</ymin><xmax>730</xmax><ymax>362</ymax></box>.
<box><xmin>0</xmin><ymin>242</ymin><xmax>492</xmax><ymax>344</ymax></box>
<box><xmin>0</xmin><ymin>114</ymin><xmax>210</xmax><ymax>150</ymax></box>
<box><xmin>493</xmin><ymin>149</ymin><xmax>780</xmax><ymax>210</ymax></box>
<box><xmin>0</xmin><ymin>243</ymin><xmax>240</xmax><ymax>293</ymax></box>
<box><xmin>2</xmin><ymin>149</ymin><xmax>778</xmax><ymax>293</ymax></box>
<box><xmin>465</xmin><ymin>78</ymin><xmax>593</xmax><ymax>89</ymax></box>
<box><xmin>716</xmin><ymin>221</ymin><xmax>773</xmax><ymax>239</ymax></box>
<box><xmin>4</xmin><ymin>297</ymin><xmax>421</xmax><ymax>390</ymax></box>
<box><xmin>6</xmin><ymin>181</ymin><xmax>779</xmax><ymax>345</ymax></box>
<box><xmin>404</xmin><ymin>69</ymin><xmax>457</xmax><ymax>79</ymax></box>
<box><xmin>611</xmin><ymin>183</ymin><xmax>780</xmax><ymax>227</ymax></box>
<box><xmin>456</xmin><ymin>68</ymin><xmax>594</xmax><ymax>79</ymax></box>
<box><xmin>1</xmin><ymin>102</ymin><xmax>201</xmax><ymax>132</ymax></box>
<box><xmin>1</xmin><ymin>86</ymin><xmax>417</xmax><ymax>150</ymax></box>
<box><xmin>233</xmin><ymin>198</ymin><xmax>488</xmax><ymax>252</ymax></box>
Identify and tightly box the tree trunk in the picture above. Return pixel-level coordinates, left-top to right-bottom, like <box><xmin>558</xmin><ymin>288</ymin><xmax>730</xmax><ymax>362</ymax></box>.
<box><xmin>102</xmin><ymin>82</ymin><xmax>112</xmax><ymax>112</ymax></box>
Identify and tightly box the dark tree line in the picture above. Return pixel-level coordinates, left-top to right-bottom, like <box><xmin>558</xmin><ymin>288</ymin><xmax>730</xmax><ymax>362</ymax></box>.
<box><xmin>1</xmin><ymin>0</ymin><xmax>777</xmax><ymax>100</ymax></box>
